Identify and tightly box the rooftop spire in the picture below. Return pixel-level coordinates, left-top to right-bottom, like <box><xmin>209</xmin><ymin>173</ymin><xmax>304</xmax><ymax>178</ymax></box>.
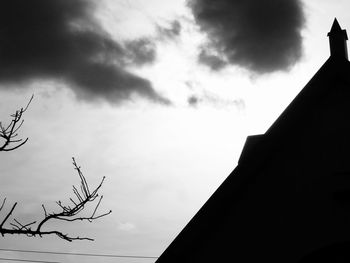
<box><xmin>327</xmin><ymin>18</ymin><xmax>348</xmax><ymax>60</ymax></box>
<box><xmin>329</xmin><ymin>18</ymin><xmax>343</xmax><ymax>33</ymax></box>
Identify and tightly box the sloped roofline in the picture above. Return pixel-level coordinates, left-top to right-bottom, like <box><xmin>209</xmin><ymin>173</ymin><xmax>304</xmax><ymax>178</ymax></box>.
<box><xmin>156</xmin><ymin>22</ymin><xmax>350</xmax><ymax>263</ymax></box>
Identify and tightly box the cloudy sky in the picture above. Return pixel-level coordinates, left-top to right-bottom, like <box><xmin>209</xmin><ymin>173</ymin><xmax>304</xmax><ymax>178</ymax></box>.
<box><xmin>0</xmin><ymin>0</ymin><xmax>349</xmax><ymax>262</ymax></box>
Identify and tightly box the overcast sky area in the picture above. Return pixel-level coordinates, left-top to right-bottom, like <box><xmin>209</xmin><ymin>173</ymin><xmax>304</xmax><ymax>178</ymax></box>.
<box><xmin>1</xmin><ymin>0</ymin><xmax>350</xmax><ymax>262</ymax></box>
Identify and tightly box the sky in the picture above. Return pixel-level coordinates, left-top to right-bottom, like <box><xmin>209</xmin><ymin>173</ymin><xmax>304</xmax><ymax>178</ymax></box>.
<box><xmin>0</xmin><ymin>0</ymin><xmax>350</xmax><ymax>262</ymax></box>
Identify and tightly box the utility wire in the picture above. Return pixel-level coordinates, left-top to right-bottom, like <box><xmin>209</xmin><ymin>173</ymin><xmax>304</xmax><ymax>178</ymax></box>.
<box><xmin>0</xmin><ymin>248</ymin><xmax>159</xmax><ymax>259</ymax></box>
<box><xmin>0</xmin><ymin>257</ymin><xmax>61</xmax><ymax>263</ymax></box>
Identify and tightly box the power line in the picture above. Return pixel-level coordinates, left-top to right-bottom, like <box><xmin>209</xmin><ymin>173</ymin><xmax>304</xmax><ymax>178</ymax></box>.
<box><xmin>0</xmin><ymin>248</ymin><xmax>159</xmax><ymax>259</ymax></box>
<box><xmin>0</xmin><ymin>257</ymin><xmax>61</xmax><ymax>263</ymax></box>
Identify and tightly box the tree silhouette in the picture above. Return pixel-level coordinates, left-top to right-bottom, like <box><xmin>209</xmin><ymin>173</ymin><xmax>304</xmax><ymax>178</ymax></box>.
<box><xmin>0</xmin><ymin>96</ymin><xmax>111</xmax><ymax>241</ymax></box>
<box><xmin>0</xmin><ymin>95</ymin><xmax>33</xmax><ymax>151</ymax></box>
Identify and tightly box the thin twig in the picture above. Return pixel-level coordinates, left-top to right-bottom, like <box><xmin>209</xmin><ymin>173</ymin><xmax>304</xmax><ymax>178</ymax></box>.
<box><xmin>0</xmin><ymin>95</ymin><xmax>33</xmax><ymax>151</ymax></box>
<box><xmin>0</xmin><ymin>159</ymin><xmax>111</xmax><ymax>241</ymax></box>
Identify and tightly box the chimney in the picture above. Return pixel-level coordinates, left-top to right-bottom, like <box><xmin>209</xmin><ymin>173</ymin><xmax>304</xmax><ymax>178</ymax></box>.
<box><xmin>327</xmin><ymin>18</ymin><xmax>348</xmax><ymax>60</ymax></box>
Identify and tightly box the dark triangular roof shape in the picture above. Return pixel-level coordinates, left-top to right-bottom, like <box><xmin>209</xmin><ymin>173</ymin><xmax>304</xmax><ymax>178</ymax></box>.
<box><xmin>328</xmin><ymin>18</ymin><xmax>348</xmax><ymax>39</ymax></box>
<box><xmin>156</xmin><ymin>20</ymin><xmax>350</xmax><ymax>263</ymax></box>
<box><xmin>329</xmin><ymin>18</ymin><xmax>342</xmax><ymax>34</ymax></box>
<box><xmin>328</xmin><ymin>18</ymin><xmax>348</xmax><ymax>59</ymax></box>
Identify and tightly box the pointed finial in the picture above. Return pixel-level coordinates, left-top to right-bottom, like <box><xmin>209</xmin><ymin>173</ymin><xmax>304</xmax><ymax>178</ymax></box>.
<box><xmin>327</xmin><ymin>18</ymin><xmax>348</xmax><ymax>60</ymax></box>
<box><xmin>328</xmin><ymin>18</ymin><xmax>343</xmax><ymax>34</ymax></box>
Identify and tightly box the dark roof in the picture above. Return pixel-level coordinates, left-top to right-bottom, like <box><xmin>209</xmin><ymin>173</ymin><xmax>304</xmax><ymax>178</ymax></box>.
<box><xmin>156</xmin><ymin>20</ymin><xmax>350</xmax><ymax>263</ymax></box>
<box><xmin>328</xmin><ymin>18</ymin><xmax>348</xmax><ymax>40</ymax></box>
<box><xmin>329</xmin><ymin>18</ymin><xmax>342</xmax><ymax>34</ymax></box>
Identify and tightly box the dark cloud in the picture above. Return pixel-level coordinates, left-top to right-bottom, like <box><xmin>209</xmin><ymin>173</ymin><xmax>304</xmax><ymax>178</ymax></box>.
<box><xmin>188</xmin><ymin>95</ymin><xmax>200</xmax><ymax>107</ymax></box>
<box><xmin>198</xmin><ymin>48</ymin><xmax>227</xmax><ymax>71</ymax></box>
<box><xmin>188</xmin><ymin>92</ymin><xmax>245</xmax><ymax>110</ymax></box>
<box><xmin>0</xmin><ymin>0</ymin><xmax>170</xmax><ymax>105</ymax></box>
<box><xmin>156</xmin><ymin>20</ymin><xmax>182</xmax><ymax>40</ymax></box>
<box><xmin>124</xmin><ymin>38</ymin><xmax>156</xmax><ymax>66</ymax></box>
<box><xmin>188</xmin><ymin>0</ymin><xmax>305</xmax><ymax>74</ymax></box>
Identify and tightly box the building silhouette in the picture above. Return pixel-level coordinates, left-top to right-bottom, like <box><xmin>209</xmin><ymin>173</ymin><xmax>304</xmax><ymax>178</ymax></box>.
<box><xmin>156</xmin><ymin>19</ymin><xmax>350</xmax><ymax>262</ymax></box>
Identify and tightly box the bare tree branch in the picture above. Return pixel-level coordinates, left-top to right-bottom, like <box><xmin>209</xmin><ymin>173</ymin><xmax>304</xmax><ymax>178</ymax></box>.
<box><xmin>1</xmin><ymin>96</ymin><xmax>111</xmax><ymax>241</ymax></box>
<box><xmin>0</xmin><ymin>95</ymin><xmax>33</xmax><ymax>151</ymax></box>
<box><xmin>0</xmin><ymin>198</ymin><xmax>6</xmax><ymax>212</ymax></box>
<box><xmin>0</xmin><ymin>158</ymin><xmax>112</xmax><ymax>241</ymax></box>
<box><xmin>0</xmin><ymin>202</ymin><xmax>17</xmax><ymax>231</ymax></box>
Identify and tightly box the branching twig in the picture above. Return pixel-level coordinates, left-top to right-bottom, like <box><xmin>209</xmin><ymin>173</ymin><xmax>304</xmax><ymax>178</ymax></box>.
<box><xmin>1</xmin><ymin>96</ymin><xmax>111</xmax><ymax>241</ymax></box>
<box><xmin>0</xmin><ymin>158</ymin><xmax>112</xmax><ymax>241</ymax></box>
<box><xmin>0</xmin><ymin>95</ymin><xmax>33</xmax><ymax>151</ymax></box>
<box><xmin>0</xmin><ymin>198</ymin><xmax>6</xmax><ymax>212</ymax></box>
